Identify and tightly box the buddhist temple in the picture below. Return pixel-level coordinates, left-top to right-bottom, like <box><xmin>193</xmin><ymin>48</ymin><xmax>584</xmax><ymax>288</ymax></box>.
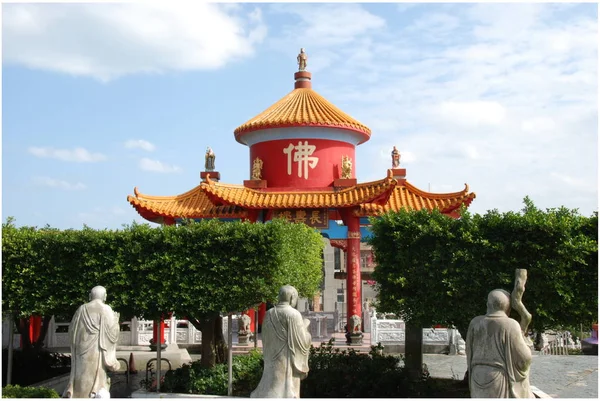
<box><xmin>127</xmin><ymin>49</ymin><xmax>476</xmax><ymax>344</ymax></box>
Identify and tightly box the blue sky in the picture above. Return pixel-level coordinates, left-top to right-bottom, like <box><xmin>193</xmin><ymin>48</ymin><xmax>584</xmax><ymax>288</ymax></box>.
<box><xmin>2</xmin><ymin>2</ymin><xmax>598</xmax><ymax>229</ymax></box>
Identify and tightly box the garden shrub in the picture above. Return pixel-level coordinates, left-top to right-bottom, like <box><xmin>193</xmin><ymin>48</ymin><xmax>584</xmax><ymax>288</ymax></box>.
<box><xmin>2</xmin><ymin>384</ymin><xmax>60</xmax><ymax>398</ymax></box>
<box><xmin>159</xmin><ymin>341</ymin><xmax>469</xmax><ymax>398</ymax></box>
<box><xmin>302</xmin><ymin>340</ymin><xmax>468</xmax><ymax>398</ymax></box>
<box><xmin>161</xmin><ymin>350</ymin><xmax>263</xmax><ymax>396</ymax></box>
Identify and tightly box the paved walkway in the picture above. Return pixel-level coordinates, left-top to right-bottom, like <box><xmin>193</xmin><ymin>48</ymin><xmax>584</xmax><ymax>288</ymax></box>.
<box><xmin>105</xmin><ymin>332</ymin><xmax>598</xmax><ymax>398</ymax></box>
<box><xmin>418</xmin><ymin>354</ymin><xmax>598</xmax><ymax>398</ymax></box>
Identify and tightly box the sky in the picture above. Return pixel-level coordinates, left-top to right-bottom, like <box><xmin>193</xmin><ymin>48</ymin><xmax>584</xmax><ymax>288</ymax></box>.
<box><xmin>2</xmin><ymin>1</ymin><xmax>598</xmax><ymax>230</ymax></box>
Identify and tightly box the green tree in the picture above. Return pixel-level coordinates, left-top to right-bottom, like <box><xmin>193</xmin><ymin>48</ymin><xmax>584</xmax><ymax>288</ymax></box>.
<box><xmin>369</xmin><ymin>198</ymin><xmax>598</xmax><ymax>338</ymax></box>
<box><xmin>2</xmin><ymin>218</ymin><xmax>324</xmax><ymax>367</ymax></box>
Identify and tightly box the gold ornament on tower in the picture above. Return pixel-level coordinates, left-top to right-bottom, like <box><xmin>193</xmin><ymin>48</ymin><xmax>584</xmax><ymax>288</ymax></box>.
<box><xmin>341</xmin><ymin>155</ymin><xmax>352</xmax><ymax>179</ymax></box>
<box><xmin>252</xmin><ymin>157</ymin><xmax>264</xmax><ymax>180</ymax></box>
<box><xmin>297</xmin><ymin>48</ymin><xmax>308</xmax><ymax>71</ymax></box>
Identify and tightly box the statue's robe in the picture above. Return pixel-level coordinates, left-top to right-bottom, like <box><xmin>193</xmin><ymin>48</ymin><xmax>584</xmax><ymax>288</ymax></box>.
<box><xmin>466</xmin><ymin>312</ymin><xmax>533</xmax><ymax>398</ymax></box>
<box><xmin>63</xmin><ymin>300</ymin><xmax>120</xmax><ymax>398</ymax></box>
<box><xmin>251</xmin><ymin>304</ymin><xmax>311</xmax><ymax>398</ymax></box>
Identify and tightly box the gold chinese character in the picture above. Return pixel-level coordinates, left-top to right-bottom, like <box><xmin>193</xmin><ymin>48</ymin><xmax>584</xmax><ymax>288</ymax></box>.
<box><xmin>277</xmin><ymin>211</ymin><xmax>293</xmax><ymax>222</ymax></box>
<box><xmin>294</xmin><ymin>210</ymin><xmax>307</xmax><ymax>223</ymax></box>
<box><xmin>309</xmin><ymin>210</ymin><xmax>323</xmax><ymax>224</ymax></box>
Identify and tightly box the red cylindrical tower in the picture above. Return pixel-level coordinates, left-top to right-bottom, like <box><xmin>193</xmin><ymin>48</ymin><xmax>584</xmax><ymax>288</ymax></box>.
<box><xmin>234</xmin><ymin>68</ymin><xmax>371</xmax><ymax>189</ymax></box>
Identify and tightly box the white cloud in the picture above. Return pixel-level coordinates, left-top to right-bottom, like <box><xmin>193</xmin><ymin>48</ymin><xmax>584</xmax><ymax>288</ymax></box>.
<box><xmin>3</xmin><ymin>2</ymin><xmax>267</xmax><ymax>81</ymax></box>
<box><xmin>550</xmin><ymin>172</ymin><xmax>597</xmax><ymax>193</ymax></box>
<box><xmin>125</xmin><ymin>139</ymin><xmax>156</xmax><ymax>152</ymax></box>
<box><xmin>28</xmin><ymin>146</ymin><xmax>107</xmax><ymax>162</ymax></box>
<box><xmin>268</xmin><ymin>4</ymin><xmax>385</xmax><ymax>72</ymax></box>
<box><xmin>439</xmin><ymin>101</ymin><xmax>506</xmax><ymax>127</ymax></box>
<box><xmin>139</xmin><ymin>157</ymin><xmax>181</xmax><ymax>173</ymax></box>
<box><xmin>521</xmin><ymin>117</ymin><xmax>556</xmax><ymax>133</ymax></box>
<box><xmin>34</xmin><ymin>176</ymin><xmax>86</xmax><ymax>190</ymax></box>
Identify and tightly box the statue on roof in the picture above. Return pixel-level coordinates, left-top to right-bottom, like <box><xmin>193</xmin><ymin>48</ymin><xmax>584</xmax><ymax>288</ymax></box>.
<box><xmin>252</xmin><ymin>157</ymin><xmax>263</xmax><ymax>180</ymax></box>
<box><xmin>341</xmin><ymin>155</ymin><xmax>352</xmax><ymax>179</ymax></box>
<box><xmin>391</xmin><ymin>146</ymin><xmax>401</xmax><ymax>168</ymax></box>
<box><xmin>297</xmin><ymin>48</ymin><xmax>307</xmax><ymax>71</ymax></box>
<box><xmin>205</xmin><ymin>147</ymin><xmax>215</xmax><ymax>172</ymax></box>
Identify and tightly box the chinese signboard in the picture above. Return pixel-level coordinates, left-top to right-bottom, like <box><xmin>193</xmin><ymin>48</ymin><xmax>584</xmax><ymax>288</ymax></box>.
<box><xmin>272</xmin><ymin>208</ymin><xmax>329</xmax><ymax>229</ymax></box>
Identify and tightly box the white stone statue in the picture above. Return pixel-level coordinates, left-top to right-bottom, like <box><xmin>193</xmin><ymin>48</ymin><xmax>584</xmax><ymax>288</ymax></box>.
<box><xmin>349</xmin><ymin>315</ymin><xmax>361</xmax><ymax>333</ymax></box>
<box><xmin>466</xmin><ymin>289</ymin><xmax>534</xmax><ymax>398</ymax></box>
<box><xmin>239</xmin><ymin>313</ymin><xmax>251</xmax><ymax>334</ymax></box>
<box><xmin>251</xmin><ymin>285</ymin><xmax>311</xmax><ymax>398</ymax></box>
<box><xmin>63</xmin><ymin>286</ymin><xmax>121</xmax><ymax>398</ymax></box>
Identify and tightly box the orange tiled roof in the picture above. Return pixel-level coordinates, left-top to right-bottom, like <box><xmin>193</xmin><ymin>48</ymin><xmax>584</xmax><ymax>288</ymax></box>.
<box><xmin>127</xmin><ymin>186</ymin><xmax>247</xmax><ymax>220</ymax></box>
<box><xmin>234</xmin><ymin>88</ymin><xmax>371</xmax><ymax>142</ymax></box>
<box><xmin>355</xmin><ymin>181</ymin><xmax>476</xmax><ymax>216</ymax></box>
<box><xmin>200</xmin><ymin>175</ymin><xmax>396</xmax><ymax>209</ymax></box>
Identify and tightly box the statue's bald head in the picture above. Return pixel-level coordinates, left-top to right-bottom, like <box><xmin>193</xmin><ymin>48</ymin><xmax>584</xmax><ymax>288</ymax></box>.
<box><xmin>486</xmin><ymin>289</ymin><xmax>511</xmax><ymax>315</ymax></box>
<box><xmin>89</xmin><ymin>286</ymin><xmax>107</xmax><ymax>302</ymax></box>
<box><xmin>278</xmin><ymin>285</ymin><xmax>299</xmax><ymax>308</ymax></box>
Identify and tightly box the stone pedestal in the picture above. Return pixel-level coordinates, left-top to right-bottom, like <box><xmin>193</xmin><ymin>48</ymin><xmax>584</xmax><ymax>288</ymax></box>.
<box><xmin>243</xmin><ymin>179</ymin><xmax>267</xmax><ymax>189</ymax></box>
<box><xmin>349</xmin><ymin>333</ymin><xmax>363</xmax><ymax>346</ymax></box>
<box><xmin>333</xmin><ymin>178</ymin><xmax>357</xmax><ymax>188</ymax></box>
<box><xmin>238</xmin><ymin>333</ymin><xmax>250</xmax><ymax>346</ymax></box>
<box><xmin>201</xmin><ymin>171</ymin><xmax>220</xmax><ymax>182</ymax></box>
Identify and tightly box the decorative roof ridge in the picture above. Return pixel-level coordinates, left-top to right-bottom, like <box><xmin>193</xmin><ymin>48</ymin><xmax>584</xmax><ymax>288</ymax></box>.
<box><xmin>403</xmin><ymin>181</ymin><xmax>475</xmax><ymax>199</ymax></box>
<box><xmin>130</xmin><ymin>185</ymin><xmax>204</xmax><ymax>201</ymax></box>
<box><xmin>202</xmin><ymin>175</ymin><xmax>397</xmax><ymax>195</ymax></box>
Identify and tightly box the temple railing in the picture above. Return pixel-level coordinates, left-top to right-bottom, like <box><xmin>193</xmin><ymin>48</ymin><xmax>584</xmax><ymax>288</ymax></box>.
<box><xmin>369</xmin><ymin>312</ymin><xmax>465</xmax><ymax>354</ymax></box>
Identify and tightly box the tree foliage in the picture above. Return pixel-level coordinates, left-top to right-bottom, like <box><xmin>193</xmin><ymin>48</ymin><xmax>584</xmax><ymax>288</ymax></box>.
<box><xmin>2</xmin><ymin>218</ymin><xmax>324</xmax><ymax>363</ymax></box>
<box><xmin>369</xmin><ymin>198</ymin><xmax>598</xmax><ymax>338</ymax></box>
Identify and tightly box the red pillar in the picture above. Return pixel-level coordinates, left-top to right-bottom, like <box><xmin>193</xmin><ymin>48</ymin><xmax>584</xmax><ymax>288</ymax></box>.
<box><xmin>345</xmin><ymin>213</ymin><xmax>362</xmax><ymax>330</ymax></box>
<box><xmin>29</xmin><ymin>315</ymin><xmax>42</xmax><ymax>343</ymax></box>
<box><xmin>258</xmin><ymin>303</ymin><xmax>267</xmax><ymax>325</ymax></box>
<box><xmin>153</xmin><ymin>318</ymin><xmax>165</xmax><ymax>344</ymax></box>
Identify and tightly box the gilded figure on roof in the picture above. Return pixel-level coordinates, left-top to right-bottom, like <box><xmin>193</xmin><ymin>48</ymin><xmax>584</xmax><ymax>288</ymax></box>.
<box><xmin>297</xmin><ymin>48</ymin><xmax>307</xmax><ymax>71</ymax></box>
<box><xmin>252</xmin><ymin>157</ymin><xmax>263</xmax><ymax>180</ymax></box>
<box><xmin>341</xmin><ymin>155</ymin><xmax>352</xmax><ymax>179</ymax></box>
<box><xmin>205</xmin><ymin>147</ymin><xmax>215</xmax><ymax>172</ymax></box>
<box><xmin>391</xmin><ymin>146</ymin><xmax>400</xmax><ymax>168</ymax></box>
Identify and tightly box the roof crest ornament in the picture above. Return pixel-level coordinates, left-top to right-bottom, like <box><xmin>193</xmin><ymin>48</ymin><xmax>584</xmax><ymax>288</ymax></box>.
<box><xmin>205</xmin><ymin>147</ymin><xmax>215</xmax><ymax>172</ymax></box>
<box><xmin>297</xmin><ymin>48</ymin><xmax>307</xmax><ymax>71</ymax></box>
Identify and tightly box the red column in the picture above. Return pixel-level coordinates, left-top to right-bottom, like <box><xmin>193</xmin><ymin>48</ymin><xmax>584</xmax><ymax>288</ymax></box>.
<box><xmin>29</xmin><ymin>315</ymin><xmax>42</xmax><ymax>344</ymax></box>
<box><xmin>346</xmin><ymin>214</ymin><xmax>362</xmax><ymax>329</ymax></box>
<box><xmin>153</xmin><ymin>318</ymin><xmax>165</xmax><ymax>344</ymax></box>
<box><xmin>258</xmin><ymin>303</ymin><xmax>267</xmax><ymax>325</ymax></box>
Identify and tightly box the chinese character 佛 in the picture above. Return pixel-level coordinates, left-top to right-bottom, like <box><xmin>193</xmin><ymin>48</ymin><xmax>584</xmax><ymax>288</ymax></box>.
<box><xmin>283</xmin><ymin>141</ymin><xmax>319</xmax><ymax>179</ymax></box>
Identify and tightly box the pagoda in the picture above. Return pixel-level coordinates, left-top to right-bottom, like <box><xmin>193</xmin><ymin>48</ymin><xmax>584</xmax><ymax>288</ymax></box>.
<box><xmin>127</xmin><ymin>49</ymin><xmax>476</xmax><ymax>344</ymax></box>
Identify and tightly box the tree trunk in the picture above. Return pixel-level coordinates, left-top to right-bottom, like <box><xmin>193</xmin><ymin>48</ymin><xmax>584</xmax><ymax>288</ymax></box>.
<box><xmin>199</xmin><ymin>318</ymin><xmax>216</xmax><ymax>368</ymax></box>
<box><xmin>33</xmin><ymin>316</ymin><xmax>52</xmax><ymax>349</ymax></box>
<box><xmin>404</xmin><ymin>323</ymin><xmax>423</xmax><ymax>381</ymax></box>
<box><xmin>213</xmin><ymin>316</ymin><xmax>227</xmax><ymax>364</ymax></box>
<box><xmin>187</xmin><ymin>315</ymin><xmax>229</xmax><ymax>368</ymax></box>
<box><xmin>15</xmin><ymin>317</ymin><xmax>32</xmax><ymax>350</ymax></box>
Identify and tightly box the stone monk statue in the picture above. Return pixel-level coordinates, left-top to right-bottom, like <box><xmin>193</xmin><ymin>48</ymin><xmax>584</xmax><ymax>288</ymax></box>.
<box><xmin>391</xmin><ymin>146</ymin><xmax>401</xmax><ymax>168</ymax></box>
<box><xmin>466</xmin><ymin>286</ymin><xmax>534</xmax><ymax>398</ymax></box>
<box><xmin>251</xmin><ymin>285</ymin><xmax>311</xmax><ymax>398</ymax></box>
<box><xmin>63</xmin><ymin>286</ymin><xmax>121</xmax><ymax>398</ymax></box>
<box><xmin>205</xmin><ymin>147</ymin><xmax>216</xmax><ymax>172</ymax></box>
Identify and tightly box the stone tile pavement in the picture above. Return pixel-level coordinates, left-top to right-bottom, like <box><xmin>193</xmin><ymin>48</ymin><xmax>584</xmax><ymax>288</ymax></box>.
<box><xmin>104</xmin><ymin>333</ymin><xmax>598</xmax><ymax>398</ymax></box>
<box><xmin>418</xmin><ymin>354</ymin><xmax>598</xmax><ymax>399</ymax></box>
